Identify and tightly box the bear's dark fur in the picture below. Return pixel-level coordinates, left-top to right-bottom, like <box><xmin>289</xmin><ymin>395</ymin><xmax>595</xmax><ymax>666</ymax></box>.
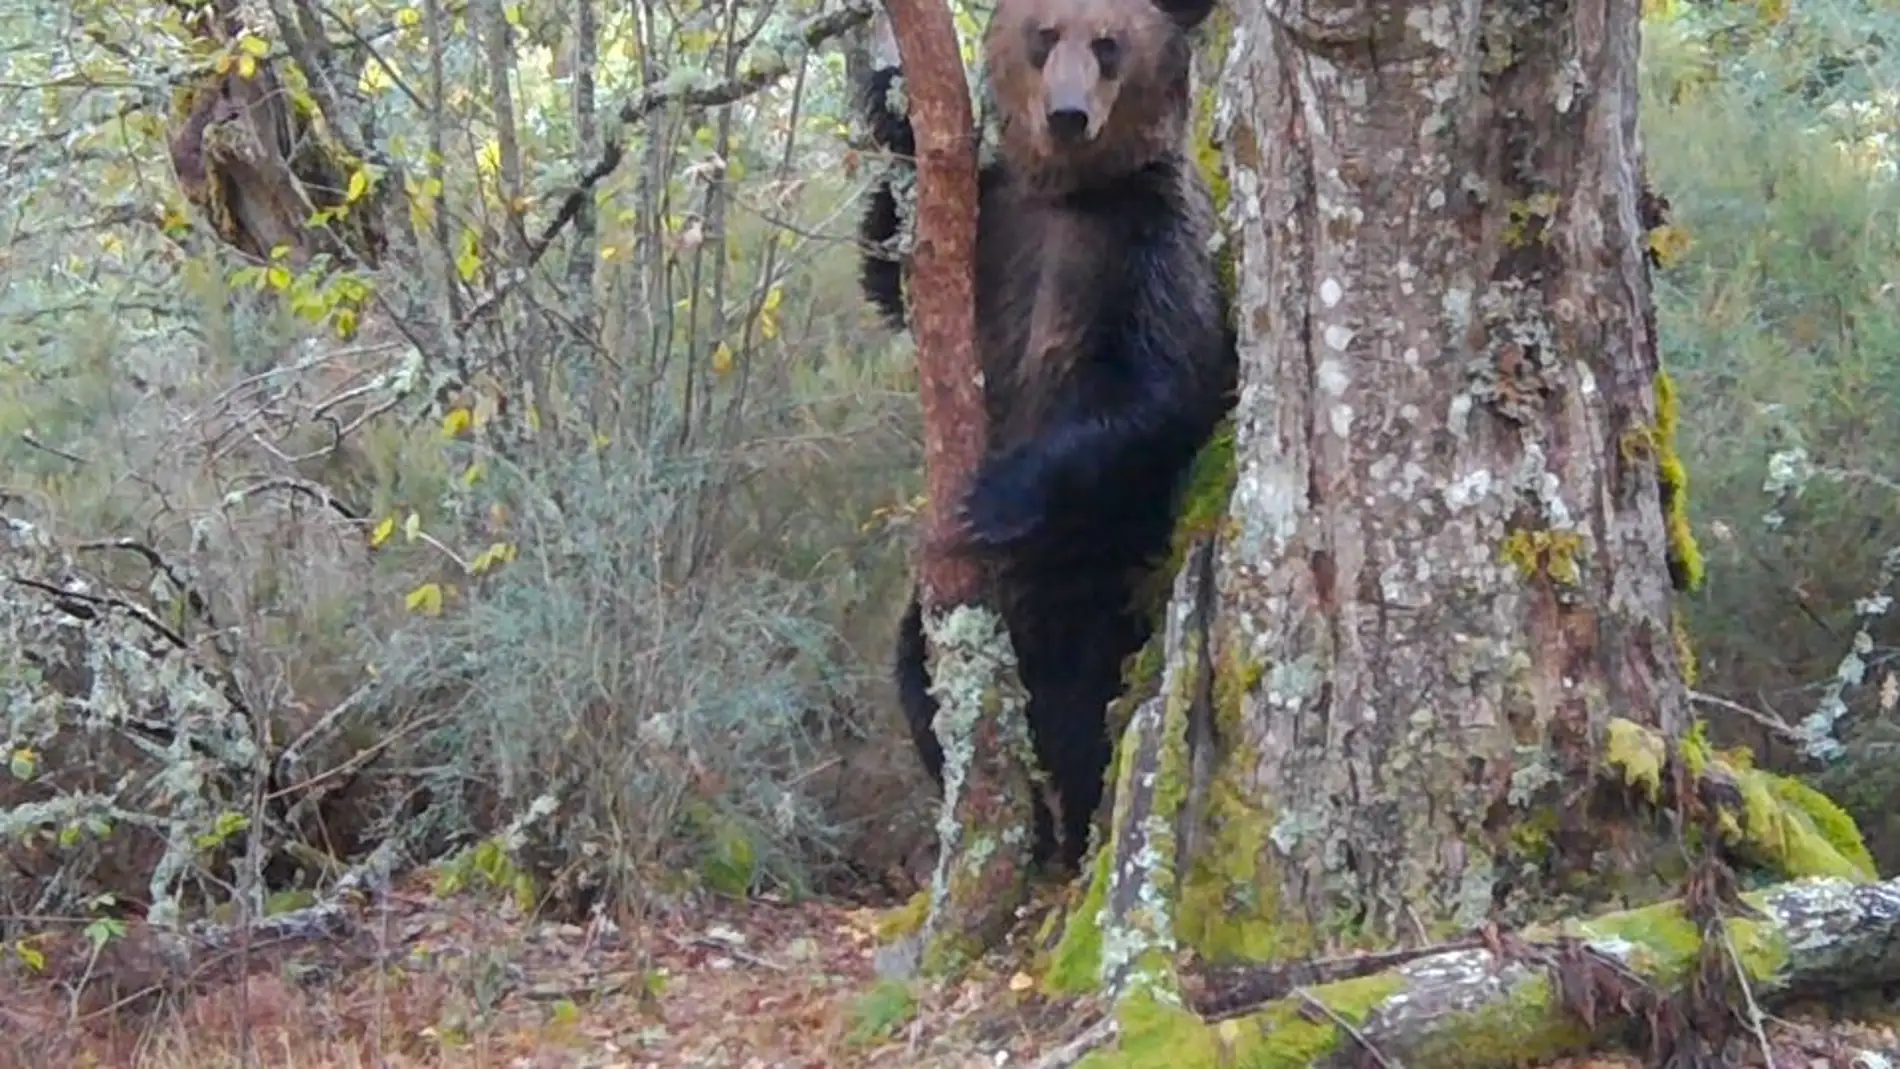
<box><xmin>859</xmin><ymin>0</ymin><xmax>1237</xmax><ymax>870</ymax></box>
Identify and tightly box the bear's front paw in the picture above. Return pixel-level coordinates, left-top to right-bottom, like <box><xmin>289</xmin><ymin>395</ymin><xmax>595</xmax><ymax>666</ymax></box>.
<box><xmin>962</xmin><ymin>454</ymin><xmax>1048</xmax><ymax>549</ymax></box>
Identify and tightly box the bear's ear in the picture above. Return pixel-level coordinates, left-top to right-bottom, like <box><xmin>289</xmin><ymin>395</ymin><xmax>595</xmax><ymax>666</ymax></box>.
<box><xmin>1149</xmin><ymin>0</ymin><xmax>1217</xmax><ymax>29</ymax></box>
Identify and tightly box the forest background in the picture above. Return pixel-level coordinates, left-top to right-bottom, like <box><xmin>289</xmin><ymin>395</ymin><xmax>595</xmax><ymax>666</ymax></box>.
<box><xmin>3</xmin><ymin>0</ymin><xmax>1900</xmax><ymax>1062</ymax></box>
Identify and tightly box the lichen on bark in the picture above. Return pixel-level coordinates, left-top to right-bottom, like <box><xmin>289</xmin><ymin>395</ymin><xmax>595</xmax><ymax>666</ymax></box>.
<box><xmin>917</xmin><ymin>602</ymin><xmax>1036</xmax><ymax>973</ymax></box>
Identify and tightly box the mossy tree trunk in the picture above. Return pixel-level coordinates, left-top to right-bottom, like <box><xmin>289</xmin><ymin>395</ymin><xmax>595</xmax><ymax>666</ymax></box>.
<box><xmin>1050</xmin><ymin>0</ymin><xmax>1734</xmax><ymax>1025</ymax></box>
<box><xmin>1199</xmin><ymin>0</ymin><xmax>1692</xmax><ymax>940</ymax></box>
<box><xmin>879</xmin><ymin>0</ymin><xmax>1040</xmax><ymax>974</ymax></box>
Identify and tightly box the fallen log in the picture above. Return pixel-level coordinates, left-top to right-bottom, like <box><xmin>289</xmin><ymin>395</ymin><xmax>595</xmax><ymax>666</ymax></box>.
<box><xmin>1063</xmin><ymin>875</ymin><xmax>1900</xmax><ymax>1068</ymax></box>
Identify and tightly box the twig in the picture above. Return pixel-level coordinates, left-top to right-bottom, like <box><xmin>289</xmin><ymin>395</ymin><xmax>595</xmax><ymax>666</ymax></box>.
<box><xmin>1688</xmin><ymin>688</ymin><xmax>1802</xmax><ymax>743</ymax></box>
<box><xmin>1029</xmin><ymin>1016</ymin><xmax>1117</xmax><ymax>1069</ymax></box>
<box><xmin>452</xmin><ymin>0</ymin><xmax>876</xmax><ymax>335</ymax></box>
<box><xmin>1721</xmin><ymin>928</ymin><xmax>1778</xmax><ymax>1069</ymax></box>
<box><xmin>5</xmin><ymin>575</ymin><xmax>188</xmax><ymax>649</ymax></box>
<box><xmin>18</xmin><ymin>431</ymin><xmax>87</xmax><ymax>465</ymax></box>
<box><xmin>222</xmin><ymin>475</ymin><xmax>364</xmax><ymax>521</ymax></box>
<box><xmin>1296</xmin><ymin>988</ymin><xmax>1397</xmax><ymax>1068</ymax></box>
<box><xmin>75</xmin><ymin>537</ymin><xmax>214</xmax><ymax>628</ymax></box>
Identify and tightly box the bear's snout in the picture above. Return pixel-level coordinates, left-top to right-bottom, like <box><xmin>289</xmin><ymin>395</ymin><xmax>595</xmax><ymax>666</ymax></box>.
<box><xmin>1046</xmin><ymin>107</ymin><xmax>1090</xmax><ymax>143</ymax></box>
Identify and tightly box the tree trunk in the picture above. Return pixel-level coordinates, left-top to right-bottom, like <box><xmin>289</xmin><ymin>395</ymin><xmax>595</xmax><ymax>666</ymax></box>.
<box><xmin>1193</xmin><ymin>0</ymin><xmax>1691</xmax><ymax>943</ymax></box>
<box><xmin>879</xmin><ymin>0</ymin><xmax>1039</xmax><ymax>973</ymax></box>
<box><xmin>1039</xmin><ymin>0</ymin><xmax>1877</xmax><ymax>1054</ymax></box>
<box><xmin>165</xmin><ymin>0</ymin><xmax>386</xmax><ymax>270</ymax></box>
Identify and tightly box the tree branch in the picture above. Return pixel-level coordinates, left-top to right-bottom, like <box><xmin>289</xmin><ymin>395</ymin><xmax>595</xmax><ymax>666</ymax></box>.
<box><xmin>454</xmin><ymin>0</ymin><xmax>878</xmax><ymax>335</ymax></box>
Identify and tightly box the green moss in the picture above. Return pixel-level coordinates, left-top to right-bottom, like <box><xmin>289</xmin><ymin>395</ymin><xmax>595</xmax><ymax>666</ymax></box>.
<box><xmin>1079</xmin><ymin>973</ymin><xmax>1404</xmax><ymax>1069</ymax></box>
<box><xmin>1653</xmin><ymin>370</ymin><xmax>1706</xmax><ymax>594</ymax></box>
<box><xmin>1764</xmin><ymin>773</ymin><xmax>1878</xmax><ymax>878</ymax></box>
<box><xmin>1044</xmin><ymin>843</ymin><xmax>1113</xmax><ymax>994</ymax></box>
<box><xmin>1500</xmin><ymin>528</ymin><xmax>1587</xmax><ymax>586</ymax></box>
<box><xmin>1570</xmin><ymin>895</ymin><xmax>1789</xmax><ymax>984</ymax></box>
<box><xmin>1672</xmin><ymin>611</ymin><xmax>1699</xmax><ymax>686</ymax></box>
<box><xmin>1404</xmin><ymin>973</ymin><xmax>1597</xmax><ymax>1066</ymax></box>
<box><xmin>1178</xmin><ymin>649</ymin><xmax>1310</xmax><ymax>964</ymax></box>
<box><xmin>1139</xmin><ymin>422</ymin><xmax>1237</xmax><ymax>618</ymax></box>
<box><xmin>1605</xmin><ymin>716</ymin><xmax>1667</xmax><ymax>802</ymax></box>
<box><xmin>1502</xmin><ymin>193</ymin><xmax>1563</xmax><ymax>248</ymax></box>
<box><xmin>846</xmin><ymin>978</ymin><xmax>919</xmax><ymax>1045</ymax></box>
<box><xmin>1604</xmin><ymin>717</ymin><xmax>1874</xmax><ymax>881</ymax></box>
<box><xmin>875</xmin><ymin>889</ymin><xmax>931</xmax><ymax>942</ymax></box>
<box><xmin>1507</xmin><ymin>807</ymin><xmax>1561</xmax><ymax>865</ymax></box>
<box><xmin>1734</xmin><ymin>761</ymin><xmax>1877</xmax><ymax>880</ymax></box>
<box><xmin>1191</xmin><ymin>13</ymin><xmax>1236</xmax><ymax>300</ymax></box>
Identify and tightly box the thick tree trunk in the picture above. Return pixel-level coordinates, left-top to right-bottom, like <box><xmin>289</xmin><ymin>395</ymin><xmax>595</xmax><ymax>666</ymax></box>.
<box><xmin>1195</xmin><ymin>0</ymin><xmax>1690</xmax><ymax>940</ymax></box>
<box><xmin>1042</xmin><ymin>0</ymin><xmax>1874</xmax><ymax>1050</ymax></box>
<box><xmin>1204</xmin><ymin>0</ymin><xmax>1685</xmax><ymax>940</ymax></box>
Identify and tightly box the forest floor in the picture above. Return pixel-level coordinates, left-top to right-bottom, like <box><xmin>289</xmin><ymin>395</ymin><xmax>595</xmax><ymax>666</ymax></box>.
<box><xmin>7</xmin><ymin>874</ymin><xmax>1900</xmax><ymax>1068</ymax></box>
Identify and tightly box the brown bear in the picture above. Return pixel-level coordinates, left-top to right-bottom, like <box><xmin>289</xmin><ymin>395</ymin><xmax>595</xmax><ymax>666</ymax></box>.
<box><xmin>857</xmin><ymin>0</ymin><xmax>1236</xmax><ymax>870</ymax></box>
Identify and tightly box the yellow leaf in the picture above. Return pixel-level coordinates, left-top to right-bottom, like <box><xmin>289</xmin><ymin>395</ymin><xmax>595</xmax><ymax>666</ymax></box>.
<box><xmin>238</xmin><ymin>35</ymin><xmax>270</xmax><ymax>57</ymax></box>
<box><xmin>15</xmin><ymin>943</ymin><xmax>45</xmax><ymax>972</ymax></box>
<box><xmin>369</xmin><ymin>515</ymin><xmax>396</xmax><ymax>548</ymax></box>
<box><xmin>404</xmin><ymin>582</ymin><xmax>444</xmax><ymax>616</ymax></box>
<box><xmin>1007</xmin><ymin>971</ymin><xmax>1033</xmax><ymax>992</ymax></box>
<box><xmin>504</xmin><ymin>2</ymin><xmax>523</xmax><ymax>25</ymax></box>
<box><xmin>214</xmin><ymin>53</ymin><xmax>233</xmax><ymax>75</ymax></box>
<box><xmin>396</xmin><ymin>6</ymin><xmax>421</xmax><ymax>27</ymax></box>
<box><xmin>711</xmin><ymin>341</ymin><xmax>734</xmax><ymax>375</ymax></box>
<box><xmin>237</xmin><ymin>54</ymin><xmax>257</xmax><ymax>79</ymax></box>
<box><xmin>334</xmin><ymin>307</ymin><xmax>358</xmax><ymax>339</ymax></box>
<box><xmin>270</xmin><ymin>243</ymin><xmax>292</xmax><ymax>261</ymax></box>
<box><xmin>470</xmin><ymin>541</ymin><xmax>517</xmax><ymax>575</ymax></box>
<box><xmin>347</xmin><ymin>168</ymin><xmax>370</xmax><ymax>203</ymax></box>
<box><xmin>265</xmin><ymin>265</ymin><xmax>292</xmax><ymax>290</ymax></box>
<box><xmin>441</xmin><ymin>407</ymin><xmax>472</xmax><ymax>439</ymax></box>
<box><xmin>403</xmin><ymin>512</ymin><xmax>422</xmax><ymax>542</ymax></box>
<box><xmin>761</xmin><ymin>285</ymin><xmax>782</xmax><ymax>314</ymax></box>
<box><xmin>600</xmin><ymin>244</ymin><xmax>619</xmax><ymax>261</ymax></box>
<box><xmin>592</xmin><ymin>433</ymin><xmax>611</xmax><ymax>451</ymax></box>
<box><xmin>461</xmin><ymin>461</ymin><xmax>485</xmax><ymax>486</ymax></box>
<box><xmin>759</xmin><ymin>311</ymin><xmax>779</xmax><ymax>341</ymax></box>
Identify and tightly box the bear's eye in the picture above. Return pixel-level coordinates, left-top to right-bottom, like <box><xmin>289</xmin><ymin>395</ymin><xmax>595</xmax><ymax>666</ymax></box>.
<box><xmin>1029</xmin><ymin>25</ymin><xmax>1060</xmax><ymax>68</ymax></box>
<box><xmin>1090</xmin><ymin>36</ymin><xmax>1121</xmax><ymax>77</ymax></box>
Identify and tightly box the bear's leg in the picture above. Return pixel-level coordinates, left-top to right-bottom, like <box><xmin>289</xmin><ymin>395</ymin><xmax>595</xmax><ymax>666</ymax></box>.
<box><xmin>895</xmin><ymin>593</ymin><xmax>943</xmax><ymax>784</ymax></box>
<box><xmin>896</xmin><ymin>591</ymin><xmax>1062</xmax><ymax>865</ymax></box>
<box><xmin>1019</xmin><ymin>593</ymin><xmax>1150</xmax><ymax>871</ymax></box>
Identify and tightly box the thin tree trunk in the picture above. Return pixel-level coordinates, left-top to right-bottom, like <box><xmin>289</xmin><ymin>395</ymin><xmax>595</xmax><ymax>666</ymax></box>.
<box><xmin>878</xmin><ymin>0</ymin><xmax>1039</xmax><ymax>972</ymax></box>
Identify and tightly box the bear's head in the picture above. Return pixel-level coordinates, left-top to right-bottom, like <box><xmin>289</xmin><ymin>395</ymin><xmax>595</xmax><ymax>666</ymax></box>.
<box><xmin>985</xmin><ymin>0</ymin><xmax>1217</xmax><ymax>188</ymax></box>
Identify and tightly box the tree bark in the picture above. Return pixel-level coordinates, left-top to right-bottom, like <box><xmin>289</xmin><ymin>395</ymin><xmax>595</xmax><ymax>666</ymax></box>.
<box><xmin>879</xmin><ymin>0</ymin><xmax>1038</xmax><ymax>971</ymax></box>
<box><xmin>1041</xmin><ymin>0</ymin><xmax>1874</xmax><ymax>1044</ymax></box>
<box><xmin>165</xmin><ymin>0</ymin><xmax>386</xmax><ymax>269</ymax></box>
<box><xmin>1194</xmin><ymin>0</ymin><xmax>1683</xmax><ymax>948</ymax></box>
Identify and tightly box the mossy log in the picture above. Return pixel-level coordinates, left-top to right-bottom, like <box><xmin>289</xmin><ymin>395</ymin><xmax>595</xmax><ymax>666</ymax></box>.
<box><xmin>1061</xmin><ymin>875</ymin><xmax>1900</xmax><ymax>1069</ymax></box>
